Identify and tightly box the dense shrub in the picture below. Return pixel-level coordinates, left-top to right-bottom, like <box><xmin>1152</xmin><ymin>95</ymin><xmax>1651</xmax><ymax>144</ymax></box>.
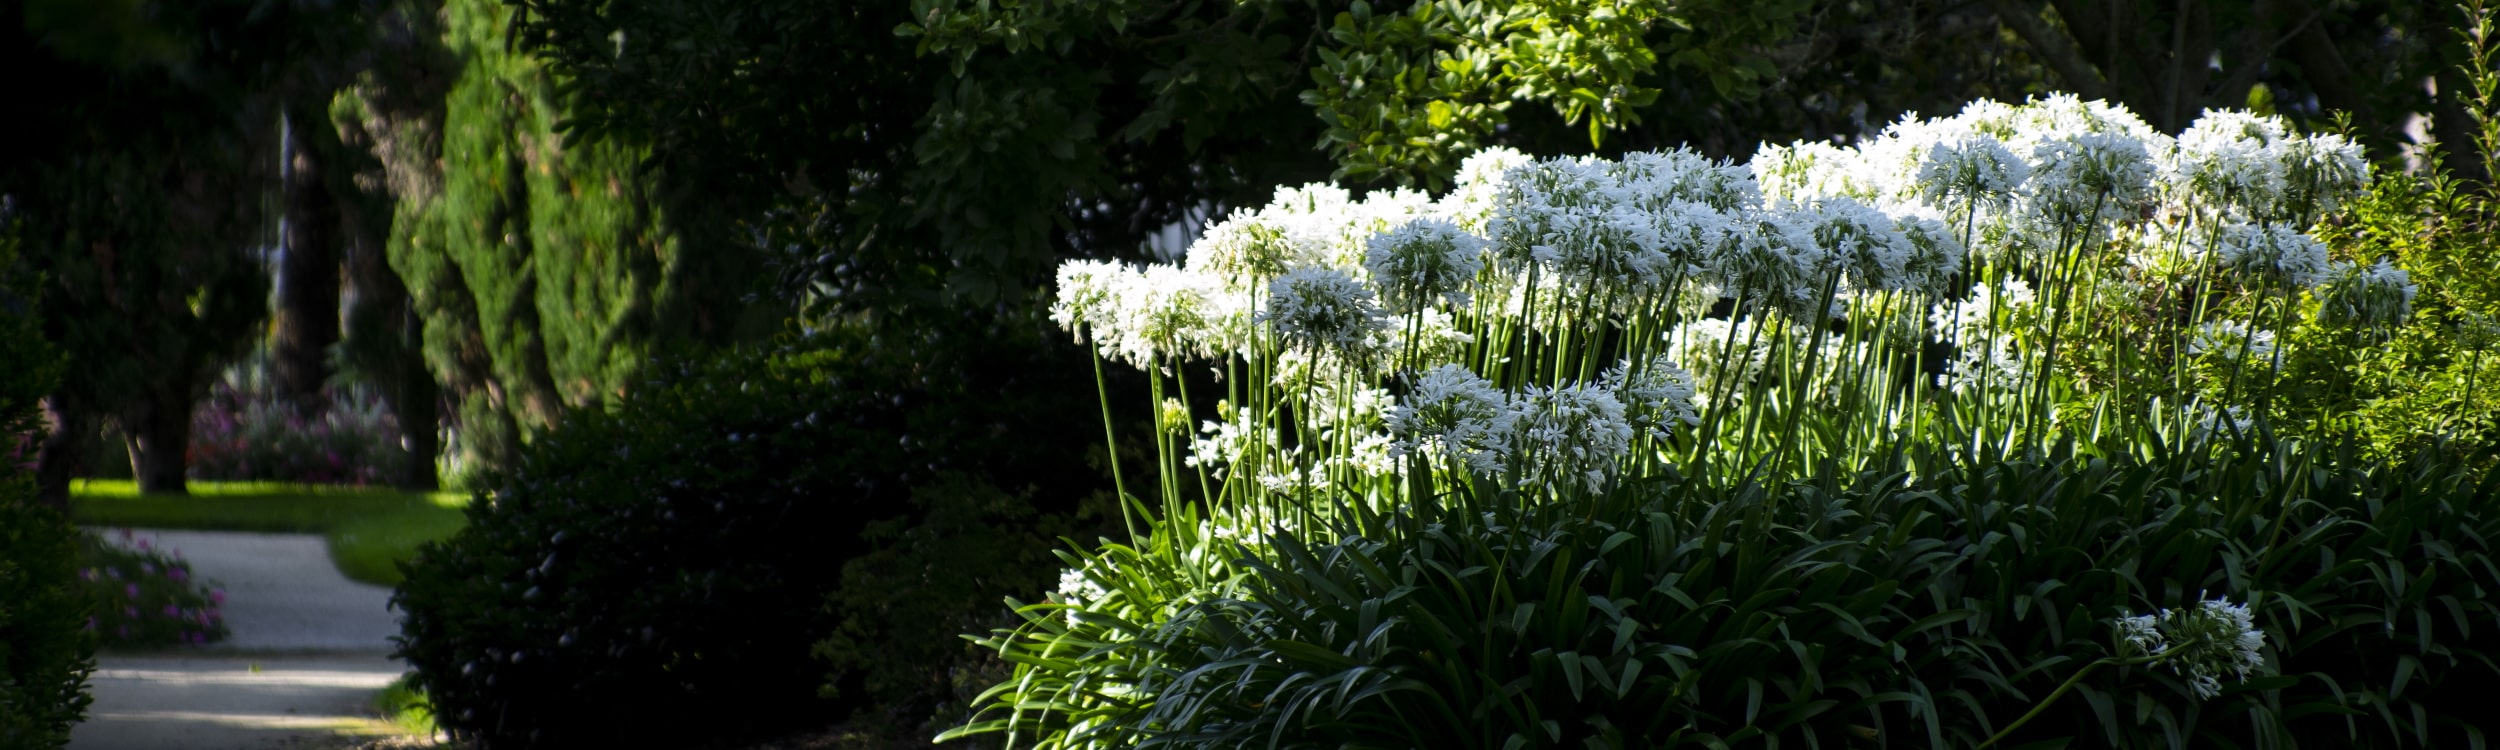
<box><xmin>0</xmin><ymin>225</ymin><xmax>89</xmax><ymax>749</ymax></box>
<box><xmin>960</xmin><ymin>442</ymin><xmax>2500</xmax><ymax>749</ymax></box>
<box><xmin>393</xmin><ymin>319</ymin><xmax>1114</xmax><ymax>749</ymax></box>
<box><xmin>77</xmin><ymin>530</ymin><xmax>229</xmax><ymax>647</ymax></box>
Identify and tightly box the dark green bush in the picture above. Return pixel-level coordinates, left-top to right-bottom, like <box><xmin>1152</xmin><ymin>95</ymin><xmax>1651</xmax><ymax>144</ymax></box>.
<box><xmin>0</xmin><ymin>223</ymin><xmax>90</xmax><ymax>750</ymax></box>
<box><xmin>393</xmin><ymin>320</ymin><xmax>1113</xmax><ymax>749</ymax></box>
<box><xmin>960</xmin><ymin>442</ymin><xmax>2500</xmax><ymax>749</ymax></box>
<box><xmin>0</xmin><ymin>494</ymin><xmax>93</xmax><ymax>750</ymax></box>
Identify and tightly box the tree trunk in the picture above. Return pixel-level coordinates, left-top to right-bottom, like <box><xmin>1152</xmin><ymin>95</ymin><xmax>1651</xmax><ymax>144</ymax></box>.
<box><xmin>395</xmin><ymin>344</ymin><xmax>442</xmax><ymax>491</ymax></box>
<box><xmin>275</xmin><ymin>109</ymin><xmax>343</xmax><ymax>409</ymax></box>
<box><xmin>123</xmin><ymin>393</ymin><xmax>190</xmax><ymax>495</ymax></box>
<box><xmin>33</xmin><ymin>393</ymin><xmax>92</xmax><ymax>513</ymax></box>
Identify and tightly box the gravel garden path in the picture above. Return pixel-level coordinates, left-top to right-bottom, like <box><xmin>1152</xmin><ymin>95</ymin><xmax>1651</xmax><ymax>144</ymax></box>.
<box><xmin>69</xmin><ymin>530</ymin><xmax>423</xmax><ymax>750</ymax></box>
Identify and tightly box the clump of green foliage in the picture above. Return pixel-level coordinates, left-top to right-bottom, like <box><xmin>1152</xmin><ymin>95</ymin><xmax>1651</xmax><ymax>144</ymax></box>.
<box><xmin>960</xmin><ymin>441</ymin><xmax>2500</xmax><ymax>749</ymax></box>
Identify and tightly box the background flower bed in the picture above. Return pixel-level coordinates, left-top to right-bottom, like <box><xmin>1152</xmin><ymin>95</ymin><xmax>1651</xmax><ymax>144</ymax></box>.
<box><xmin>77</xmin><ymin>529</ymin><xmax>228</xmax><ymax>648</ymax></box>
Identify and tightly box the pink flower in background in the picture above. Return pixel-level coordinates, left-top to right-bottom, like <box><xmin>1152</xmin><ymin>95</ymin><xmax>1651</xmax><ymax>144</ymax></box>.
<box><xmin>210</xmin><ymin>589</ymin><xmax>226</xmax><ymax>605</ymax></box>
<box><xmin>124</xmin><ymin>584</ymin><xmax>138</xmax><ymax>599</ymax></box>
<box><xmin>167</xmin><ymin>567</ymin><xmax>187</xmax><ymax>583</ymax></box>
<box><xmin>123</xmin><ymin>606</ymin><xmax>137</xmax><ymax>618</ymax></box>
<box><xmin>136</xmin><ymin>538</ymin><xmax>151</xmax><ymax>552</ymax></box>
<box><xmin>140</xmin><ymin>562</ymin><xmax>156</xmax><ymax>575</ymax></box>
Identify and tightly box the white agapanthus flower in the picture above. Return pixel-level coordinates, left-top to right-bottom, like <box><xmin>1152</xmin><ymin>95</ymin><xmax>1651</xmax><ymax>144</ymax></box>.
<box><xmin>1055</xmin><ymin>566</ymin><xmax>1108</xmax><ymax>608</ymax></box>
<box><xmin>2169</xmin><ymin>110</ymin><xmax>2290</xmax><ymax>220</ymax></box>
<box><xmin>1500</xmin><ymin>382</ymin><xmax>1636</xmax><ymax>494</ymax></box>
<box><xmin>1605</xmin><ymin>356</ymin><xmax>1701</xmax><ymax>442</ymax></box>
<box><xmin>2205</xmin><ymin>222</ymin><xmax>2331</xmax><ymax>290</ymax></box>
<box><xmin>2315</xmin><ymin>258</ymin><xmax>2418</xmax><ymax>329</ymax></box>
<box><xmin>1914</xmin><ymin>134</ymin><xmax>2030</xmax><ymax>212</ymax></box>
<box><xmin>1441</xmin><ymin>146</ymin><xmax>1536</xmax><ymax>232</ymax></box>
<box><xmin>1364</xmin><ymin>217</ymin><xmax>1489</xmax><ymax>313</ymax></box>
<box><xmin>1930</xmin><ymin>279</ymin><xmax>2037</xmax><ymax>344</ymax></box>
<box><xmin>1260</xmin><ymin>266</ymin><xmax>1390</xmax><ymax>356</ymax></box>
<box><xmin>2115</xmin><ymin>597</ymin><xmax>2269</xmax><ymax>700</ymax></box>
<box><xmin>1187</xmin><ymin>213</ymin><xmax>1308</xmax><ymax>293</ymax></box>
<box><xmin>1051</xmin><ymin>259</ymin><xmax>1130</xmax><ymax>343</ymax></box>
<box><xmin>1718</xmin><ymin>207</ymin><xmax>1838</xmax><ymax>321</ymax></box>
<box><xmin>1893</xmin><ymin>213</ymin><xmax>1969</xmax><ymax>295</ymax></box>
<box><xmin>2026</xmin><ymin>131</ymin><xmax>2158</xmax><ymax>226</ymax></box>
<box><xmin>1387</xmin><ymin>364</ymin><xmax>1508</xmax><ymax>474</ymax></box>
<box><xmin>1811</xmin><ymin>197</ymin><xmax>1920</xmax><ymax>294</ymax></box>
<box><xmin>1187</xmin><ymin>400</ymin><xmax>1278</xmax><ymax>479</ymax></box>
<box><xmin>1106</xmin><ymin>265</ymin><xmax>1221</xmax><ymax>367</ymax></box>
<box><xmin>2189</xmin><ymin>320</ymin><xmax>2279</xmax><ymax>362</ymax></box>
<box><xmin>1615</xmin><ymin>148</ymin><xmax>1760</xmax><ymax>212</ymax></box>
<box><xmin>2276</xmin><ymin>131</ymin><xmax>2370</xmax><ymax>221</ymax></box>
<box><xmin>1753</xmin><ymin>140</ymin><xmax>1875</xmax><ymax>205</ymax></box>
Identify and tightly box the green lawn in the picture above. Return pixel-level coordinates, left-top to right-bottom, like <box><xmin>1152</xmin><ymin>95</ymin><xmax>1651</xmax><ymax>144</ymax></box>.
<box><xmin>69</xmin><ymin>479</ymin><xmax>470</xmax><ymax>586</ymax></box>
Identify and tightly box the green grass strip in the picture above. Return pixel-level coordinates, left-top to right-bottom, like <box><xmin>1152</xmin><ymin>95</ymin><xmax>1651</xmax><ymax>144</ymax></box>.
<box><xmin>69</xmin><ymin>479</ymin><xmax>470</xmax><ymax>587</ymax></box>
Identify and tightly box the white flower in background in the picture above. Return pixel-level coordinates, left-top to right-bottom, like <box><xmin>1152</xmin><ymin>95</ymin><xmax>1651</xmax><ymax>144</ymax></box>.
<box><xmin>1500</xmin><ymin>383</ymin><xmax>1635</xmax><ymax>494</ymax></box>
<box><xmin>2316</xmin><ymin>258</ymin><xmax>2418</xmax><ymax>329</ymax></box>
<box><xmin>1388</xmin><ymin>364</ymin><xmax>1508</xmax><ymax>474</ymax></box>
<box><xmin>1605</xmin><ymin>356</ymin><xmax>1701</xmax><ymax>442</ymax></box>
<box><xmin>1187</xmin><ymin>401</ymin><xmax>1276</xmax><ymax>479</ymax></box>
<box><xmin>1914</xmin><ymin>134</ymin><xmax>2029</xmax><ymax>212</ymax></box>
<box><xmin>2189</xmin><ymin>320</ymin><xmax>2279</xmax><ymax>362</ymax></box>
<box><xmin>2205</xmin><ymin>223</ymin><xmax>2331</xmax><ymax>290</ymax></box>
<box><xmin>2189</xmin><ymin>402</ymin><xmax>2255</xmax><ymax>441</ymax></box>
<box><xmin>1647</xmin><ymin>200</ymin><xmax>1737</xmax><ymax>279</ymax></box>
<box><xmin>1050</xmin><ymin>259</ymin><xmax>1130</xmax><ymax>343</ymax></box>
<box><xmin>1261</xmin><ymin>266</ymin><xmax>1390</xmax><ymax>356</ymax></box>
<box><xmin>2169</xmin><ymin>110</ymin><xmax>2289</xmax><ymax>220</ymax></box>
<box><xmin>2027</xmin><ymin>131</ymin><xmax>2157</xmax><ymax>225</ymax></box>
<box><xmin>1441</xmin><ymin>147</ymin><xmax>1536</xmax><ymax>231</ymax></box>
<box><xmin>1365</xmin><ymin>217</ymin><xmax>1489</xmax><ymax>313</ymax></box>
<box><xmin>2277</xmin><ymin>131</ymin><xmax>2370</xmax><ymax>221</ymax></box>
<box><xmin>1931</xmin><ymin>279</ymin><xmax>2036</xmax><ymax>345</ymax></box>
<box><xmin>1381</xmin><ymin>308</ymin><xmax>1476</xmax><ymax>368</ymax></box>
<box><xmin>1667</xmin><ymin>317</ymin><xmax>1775</xmax><ymax>399</ymax></box>
<box><xmin>2115</xmin><ymin>597</ymin><xmax>2269</xmax><ymax>700</ymax></box>
<box><xmin>1753</xmin><ymin>140</ymin><xmax>1874</xmax><ymax>205</ymax></box>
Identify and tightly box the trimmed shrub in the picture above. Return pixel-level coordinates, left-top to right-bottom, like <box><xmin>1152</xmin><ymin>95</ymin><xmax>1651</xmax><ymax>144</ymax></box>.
<box><xmin>393</xmin><ymin>320</ymin><xmax>1113</xmax><ymax>749</ymax></box>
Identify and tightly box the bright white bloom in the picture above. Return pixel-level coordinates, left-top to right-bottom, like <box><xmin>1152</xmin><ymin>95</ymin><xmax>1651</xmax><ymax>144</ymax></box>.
<box><xmin>1055</xmin><ymin>566</ymin><xmax>1108</xmax><ymax>607</ymax></box>
<box><xmin>1365</xmin><ymin>217</ymin><xmax>1489</xmax><ymax>313</ymax></box>
<box><xmin>1260</xmin><ymin>266</ymin><xmax>1390</xmax><ymax>356</ymax></box>
<box><xmin>1915</xmin><ymin>135</ymin><xmax>2029</xmax><ymax>212</ymax></box>
<box><xmin>1811</xmin><ymin>197</ymin><xmax>1920</xmax><ymax>294</ymax></box>
<box><xmin>2316</xmin><ymin>258</ymin><xmax>2418</xmax><ymax>328</ymax></box>
<box><xmin>1050</xmin><ymin>259</ymin><xmax>1130</xmax><ymax>343</ymax></box>
<box><xmin>2169</xmin><ymin>110</ymin><xmax>2290</xmax><ymax>220</ymax></box>
<box><xmin>1614</xmin><ymin>148</ymin><xmax>1759</xmax><ymax>211</ymax></box>
<box><xmin>2027</xmin><ymin>131</ymin><xmax>2157</xmax><ymax>225</ymax></box>
<box><xmin>1387</xmin><ymin>365</ymin><xmax>1509</xmax><ymax>474</ymax></box>
<box><xmin>1187</xmin><ymin>400</ymin><xmax>1278</xmax><ymax>479</ymax></box>
<box><xmin>2116</xmin><ymin>613</ymin><xmax>2167</xmax><ymax>656</ymax></box>
<box><xmin>1188</xmin><ymin>213</ymin><xmax>1308</xmax><ymax>293</ymax></box>
<box><xmin>2205</xmin><ymin>223</ymin><xmax>2331</xmax><ymax>290</ymax></box>
<box><xmin>1441</xmin><ymin>146</ymin><xmax>1536</xmax><ymax>231</ymax></box>
<box><xmin>1106</xmin><ymin>265</ymin><xmax>1221</xmax><ymax>367</ymax></box>
<box><xmin>1605</xmin><ymin>356</ymin><xmax>1701</xmax><ymax>442</ymax></box>
<box><xmin>1500</xmin><ymin>383</ymin><xmax>1635</xmax><ymax>494</ymax></box>
<box><xmin>1893</xmin><ymin>214</ymin><xmax>1969</xmax><ymax>295</ymax></box>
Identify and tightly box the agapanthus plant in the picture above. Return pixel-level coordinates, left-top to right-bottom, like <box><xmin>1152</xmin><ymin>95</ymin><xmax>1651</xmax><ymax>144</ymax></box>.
<box><xmin>960</xmin><ymin>95</ymin><xmax>2400</xmax><ymax>750</ymax></box>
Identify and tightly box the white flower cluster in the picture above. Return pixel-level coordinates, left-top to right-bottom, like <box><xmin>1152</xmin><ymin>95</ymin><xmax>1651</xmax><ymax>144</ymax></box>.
<box><xmin>2189</xmin><ymin>320</ymin><xmax>2279</xmax><ymax>363</ymax></box>
<box><xmin>2169</xmin><ymin>111</ymin><xmax>2368</xmax><ymax>222</ymax></box>
<box><xmin>2204</xmin><ymin>222</ymin><xmax>2332</xmax><ymax>290</ymax></box>
<box><xmin>2115</xmin><ymin>597</ymin><xmax>2268</xmax><ymax>700</ymax></box>
<box><xmin>2315</xmin><ymin>258</ymin><xmax>2418</xmax><ymax>329</ymax></box>
<box><xmin>1385</xmin><ymin>362</ymin><xmax>1690</xmax><ymax>492</ymax></box>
